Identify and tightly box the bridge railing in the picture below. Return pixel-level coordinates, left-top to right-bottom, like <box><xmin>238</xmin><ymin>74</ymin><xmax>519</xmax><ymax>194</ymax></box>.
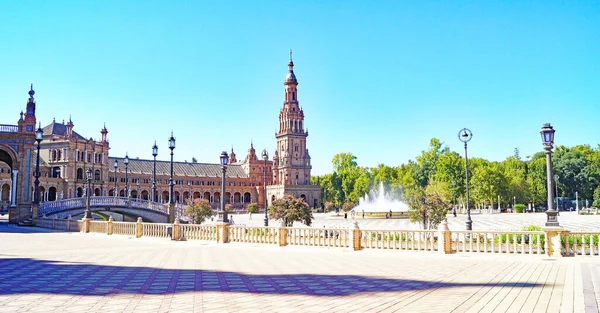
<box><xmin>39</xmin><ymin>196</ymin><xmax>170</xmax><ymax>216</ymax></box>
<box><xmin>0</xmin><ymin>124</ymin><xmax>18</xmax><ymax>133</ymax></box>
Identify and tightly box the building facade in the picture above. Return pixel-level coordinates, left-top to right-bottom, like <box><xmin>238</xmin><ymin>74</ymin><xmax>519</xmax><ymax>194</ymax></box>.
<box><xmin>0</xmin><ymin>56</ymin><xmax>321</xmax><ymax>222</ymax></box>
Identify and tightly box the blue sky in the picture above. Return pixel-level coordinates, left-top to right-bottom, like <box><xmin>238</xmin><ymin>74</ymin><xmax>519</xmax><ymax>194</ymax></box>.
<box><xmin>1</xmin><ymin>1</ymin><xmax>598</xmax><ymax>175</ymax></box>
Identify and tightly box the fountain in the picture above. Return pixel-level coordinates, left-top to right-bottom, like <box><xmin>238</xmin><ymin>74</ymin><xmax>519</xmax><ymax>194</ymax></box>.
<box><xmin>354</xmin><ymin>182</ymin><xmax>410</xmax><ymax>213</ymax></box>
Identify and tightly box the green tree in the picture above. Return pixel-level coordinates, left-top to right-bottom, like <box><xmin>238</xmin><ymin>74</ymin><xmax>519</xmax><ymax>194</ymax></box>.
<box><xmin>268</xmin><ymin>195</ymin><xmax>313</xmax><ymax>226</ymax></box>
<box><xmin>186</xmin><ymin>198</ymin><xmax>213</xmax><ymax>224</ymax></box>
<box><xmin>331</xmin><ymin>153</ymin><xmax>361</xmax><ymax>203</ymax></box>
<box><xmin>406</xmin><ymin>182</ymin><xmax>450</xmax><ymax>229</ymax></box>
<box><xmin>593</xmin><ymin>185</ymin><xmax>600</xmax><ymax>208</ymax></box>
<box><xmin>246</xmin><ymin>203</ymin><xmax>258</xmax><ymax>213</ymax></box>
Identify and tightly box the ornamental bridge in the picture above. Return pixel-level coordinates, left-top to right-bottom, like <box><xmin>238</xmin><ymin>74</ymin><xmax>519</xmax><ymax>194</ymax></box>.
<box><xmin>38</xmin><ymin>196</ymin><xmax>186</xmax><ymax>223</ymax></box>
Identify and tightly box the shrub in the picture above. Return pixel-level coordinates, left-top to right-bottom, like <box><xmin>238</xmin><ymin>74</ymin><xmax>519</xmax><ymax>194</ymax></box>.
<box><xmin>246</xmin><ymin>203</ymin><xmax>259</xmax><ymax>213</ymax></box>
<box><xmin>514</xmin><ymin>204</ymin><xmax>526</xmax><ymax>213</ymax></box>
<box><xmin>342</xmin><ymin>202</ymin><xmax>356</xmax><ymax>212</ymax></box>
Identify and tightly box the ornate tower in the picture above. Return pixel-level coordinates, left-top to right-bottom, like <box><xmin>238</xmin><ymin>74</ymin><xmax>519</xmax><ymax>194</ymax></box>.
<box><xmin>18</xmin><ymin>84</ymin><xmax>37</xmax><ymax>133</ymax></box>
<box><xmin>100</xmin><ymin>123</ymin><xmax>108</xmax><ymax>143</ymax></box>
<box><xmin>273</xmin><ymin>51</ymin><xmax>312</xmax><ymax>186</ymax></box>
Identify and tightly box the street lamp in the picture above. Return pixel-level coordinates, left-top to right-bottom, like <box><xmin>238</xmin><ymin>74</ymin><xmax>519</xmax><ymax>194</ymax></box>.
<box><xmin>541</xmin><ymin>123</ymin><xmax>559</xmax><ymax>227</ymax></box>
<box><xmin>84</xmin><ymin>168</ymin><xmax>92</xmax><ymax>219</ymax></box>
<box><xmin>262</xmin><ymin>149</ymin><xmax>269</xmax><ymax>226</ymax></box>
<box><xmin>168</xmin><ymin>132</ymin><xmax>176</xmax><ymax>223</ymax></box>
<box><xmin>553</xmin><ymin>174</ymin><xmax>559</xmax><ymax>211</ymax></box>
<box><xmin>458</xmin><ymin>128</ymin><xmax>473</xmax><ymax>230</ymax></box>
<box><xmin>124</xmin><ymin>153</ymin><xmax>129</xmax><ymax>197</ymax></box>
<box><xmin>218</xmin><ymin>151</ymin><xmax>229</xmax><ymax>223</ymax></box>
<box><xmin>152</xmin><ymin>141</ymin><xmax>158</xmax><ymax>202</ymax></box>
<box><xmin>513</xmin><ymin>196</ymin><xmax>516</xmax><ymax>209</ymax></box>
<box><xmin>33</xmin><ymin>123</ymin><xmax>43</xmax><ymax>206</ymax></box>
<box><xmin>113</xmin><ymin>159</ymin><xmax>118</xmax><ymax>197</ymax></box>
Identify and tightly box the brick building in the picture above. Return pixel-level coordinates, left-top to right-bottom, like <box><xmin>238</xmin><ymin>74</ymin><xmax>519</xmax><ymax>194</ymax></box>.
<box><xmin>0</xmin><ymin>55</ymin><xmax>320</xmax><ymax>223</ymax></box>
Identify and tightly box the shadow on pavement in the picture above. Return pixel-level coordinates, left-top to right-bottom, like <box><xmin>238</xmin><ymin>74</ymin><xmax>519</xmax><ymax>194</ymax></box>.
<box><xmin>0</xmin><ymin>220</ymin><xmax>67</xmax><ymax>234</ymax></box>
<box><xmin>0</xmin><ymin>257</ymin><xmax>541</xmax><ymax>297</ymax></box>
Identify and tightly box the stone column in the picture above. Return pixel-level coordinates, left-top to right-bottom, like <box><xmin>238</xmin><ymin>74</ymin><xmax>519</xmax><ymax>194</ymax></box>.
<box><xmin>107</xmin><ymin>216</ymin><xmax>113</xmax><ymax>235</ymax></box>
<box><xmin>543</xmin><ymin>227</ymin><xmax>564</xmax><ymax>257</ymax></box>
<box><xmin>278</xmin><ymin>220</ymin><xmax>288</xmax><ymax>247</ymax></box>
<box><xmin>216</xmin><ymin>222</ymin><xmax>230</xmax><ymax>243</ymax></box>
<box><xmin>437</xmin><ymin>219</ymin><xmax>453</xmax><ymax>254</ymax></box>
<box><xmin>10</xmin><ymin>170</ymin><xmax>18</xmax><ymax>207</ymax></box>
<box><xmin>349</xmin><ymin>220</ymin><xmax>362</xmax><ymax>251</ymax></box>
<box><xmin>136</xmin><ymin>217</ymin><xmax>143</xmax><ymax>238</ymax></box>
<box><xmin>172</xmin><ymin>219</ymin><xmax>181</xmax><ymax>241</ymax></box>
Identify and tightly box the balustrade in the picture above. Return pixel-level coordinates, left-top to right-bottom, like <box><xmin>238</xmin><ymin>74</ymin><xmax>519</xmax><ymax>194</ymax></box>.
<box><xmin>180</xmin><ymin>224</ymin><xmax>217</xmax><ymax>241</ymax></box>
<box><xmin>451</xmin><ymin>230</ymin><xmax>545</xmax><ymax>254</ymax></box>
<box><xmin>142</xmin><ymin>223</ymin><xmax>172</xmax><ymax>238</ymax></box>
<box><xmin>287</xmin><ymin>227</ymin><xmax>351</xmax><ymax>248</ymax></box>
<box><xmin>562</xmin><ymin>231</ymin><xmax>600</xmax><ymax>256</ymax></box>
<box><xmin>0</xmin><ymin>124</ymin><xmax>18</xmax><ymax>133</ymax></box>
<box><xmin>361</xmin><ymin>229</ymin><xmax>438</xmax><ymax>251</ymax></box>
<box><xmin>229</xmin><ymin>226</ymin><xmax>279</xmax><ymax>244</ymax></box>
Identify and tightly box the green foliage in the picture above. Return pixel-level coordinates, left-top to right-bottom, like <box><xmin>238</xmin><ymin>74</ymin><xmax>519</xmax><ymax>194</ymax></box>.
<box><xmin>514</xmin><ymin>204</ymin><xmax>526</xmax><ymax>213</ymax></box>
<box><xmin>268</xmin><ymin>195</ymin><xmax>313</xmax><ymax>226</ymax></box>
<box><xmin>311</xmin><ymin>140</ymin><xmax>600</xmax><ymax>214</ymax></box>
<box><xmin>342</xmin><ymin>202</ymin><xmax>356</xmax><ymax>212</ymax></box>
<box><xmin>406</xmin><ymin>182</ymin><xmax>450</xmax><ymax>230</ymax></box>
<box><xmin>186</xmin><ymin>198</ymin><xmax>213</xmax><ymax>224</ymax></box>
<box><xmin>246</xmin><ymin>203</ymin><xmax>258</xmax><ymax>213</ymax></box>
<box><xmin>594</xmin><ymin>185</ymin><xmax>600</xmax><ymax>208</ymax></box>
<box><xmin>324</xmin><ymin>201</ymin><xmax>335</xmax><ymax>212</ymax></box>
<box><xmin>225</xmin><ymin>204</ymin><xmax>233</xmax><ymax>212</ymax></box>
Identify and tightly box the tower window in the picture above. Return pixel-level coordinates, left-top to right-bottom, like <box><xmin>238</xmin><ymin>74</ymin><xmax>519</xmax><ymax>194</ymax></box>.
<box><xmin>292</xmin><ymin>92</ymin><xmax>295</xmax><ymax>100</ymax></box>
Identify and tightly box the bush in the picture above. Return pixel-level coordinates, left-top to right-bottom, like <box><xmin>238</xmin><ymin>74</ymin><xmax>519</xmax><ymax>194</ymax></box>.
<box><xmin>342</xmin><ymin>202</ymin><xmax>356</xmax><ymax>212</ymax></box>
<box><xmin>514</xmin><ymin>204</ymin><xmax>526</xmax><ymax>213</ymax></box>
<box><xmin>246</xmin><ymin>203</ymin><xmax>259</xmax><ymax>213</ymax></box>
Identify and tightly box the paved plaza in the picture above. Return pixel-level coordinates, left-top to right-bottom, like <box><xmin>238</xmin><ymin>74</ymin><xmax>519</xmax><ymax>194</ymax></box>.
<box><xmin>1</xmin><ymin>216</ymin><xmax>600</xmax><ymax>313</ymax></box>
<box><xmin>232</xmin><ymin>211</ymin><xmax>600</xmax><ymax>232</ymax></box>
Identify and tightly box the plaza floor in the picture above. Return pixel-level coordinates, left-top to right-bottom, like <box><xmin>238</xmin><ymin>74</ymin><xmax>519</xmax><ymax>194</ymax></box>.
<box><xmin>232</xmin><ymin>211</ymin><xmax>600</xmax><ymax>231</ymax></box>
<box><xmin>1</xmin><ymin>216</ymin><xmax>600</xmax><ymax>312</ymax></box>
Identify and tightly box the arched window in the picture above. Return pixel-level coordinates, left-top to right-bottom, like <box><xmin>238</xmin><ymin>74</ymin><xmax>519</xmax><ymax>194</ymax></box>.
<box><xmin>76</xmin><ymin>168</ymin><xmax>83</xmax><ymax>180</ymax></box>
<box><xmin>94</xmin><ymin>170</ymin><xmax>100</xmax><ymax>181</ymax></box>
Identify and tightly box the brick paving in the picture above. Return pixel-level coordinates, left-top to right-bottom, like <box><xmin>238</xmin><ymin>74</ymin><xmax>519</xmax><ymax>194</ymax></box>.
<box><xmin>1</xmin><ymin>220</ymin><xmax>600</xmax><ymax>312</ymax></box>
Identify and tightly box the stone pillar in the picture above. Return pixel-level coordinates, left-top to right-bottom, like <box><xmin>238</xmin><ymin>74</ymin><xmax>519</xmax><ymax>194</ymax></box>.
<box><xmin>169</xmin><ymin>203</ymin><xmax>175</xmax><ymax>223</ymax></box>
<box><xmin>437</xmin><ymin>219</ymin><xmax>453</xmax><ymax>254</ymax></box>
<box><xmin>543</xmin><ymin>227</ymin><xmax>564</xmax><ymax>257</ymax></box>
<box><xmin>10</xmin><ymin>170</ymin><xmax>18</xmax><ymax>207</ymax></box>
<box><xmin>82</xmin><ymin>217</ymin><xmax>90</xmax><ymax>233</ymax></box>
<box><xmin>216</xmin><ymin>222</ymin><xmax>230</xmax><ymax>243</ymax></box>
<box><xmin>278</xmin><ymin>220</ymin><xmax>288</xmax><ymax>247</ymax></box>
<box><xmin>107</xmin><ymin>216</ymin><xmax>114</xmax><ymax>235</ymax></box>
<box><xmin>172</xmin><ymin>219</ymin><xmax>181</xmax><ymax>241</ymax></box>
<box><xmin>349</xmin><ymin>220</ymin><xmax>362</xmax><ymax>251</ymax></box>
<box><xmin>136</xmin><ymin>217</ymin><xmax>143</xmax><ymax>238</ymax></box>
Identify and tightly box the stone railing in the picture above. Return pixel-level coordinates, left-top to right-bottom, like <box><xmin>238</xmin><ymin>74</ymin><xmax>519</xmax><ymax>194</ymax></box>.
<box><xmin>0</xmin><ymin>124</ymin><xmax>18</xmax><ymax>133</ymax></box>
<box><xmin>361</xmin><ymin>229</ymin><xmax>438</xmax><ymax>252</ymax></box>
<box><xmin>34</xmin><ymin>218</ymin><xmax>593</xmax><ymax>257</ymax></box>
<box><xmin>451</xmin><ymin>230</ymin><xmax>545</xmax><ymax>255</ymax></box>
<box><xmin>562</xmin><ymin>231</ymin><xmax>600</xmax><ymax>256</ymax></box>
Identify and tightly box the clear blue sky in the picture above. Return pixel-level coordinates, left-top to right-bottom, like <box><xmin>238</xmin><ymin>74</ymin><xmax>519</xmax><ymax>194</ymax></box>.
<box><xmin>1</xmin><ymin>1</ymin><xmax>598</xmax><ymax>175</ymax></box>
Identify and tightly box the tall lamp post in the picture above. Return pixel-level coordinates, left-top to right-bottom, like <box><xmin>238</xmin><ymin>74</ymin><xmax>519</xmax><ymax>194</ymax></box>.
<box><xmin>113</xmin><ymin>160</ymin><xmax>118</xmax><ymax>197</ymax></box>
<box><xmin>458</xmin><ymin>128</ymin><xmax>473</xmax><ymax>230</ymax></box>
<box><xmin>84</xmin><ymin>168</ymin><xmax>92</xmax><ymax>219</ymax></box>
<box><xmin>33</xmin><ymin>123</ymin><xmax>43</xmax><ymax>220</ymax></box>
<box><xmin>541</xmin><ymin>123</ymin><xmax>559</xmax><ymax>227</ymax></box>
<box><xmin>218</xmin><ymin>151</ymin><xmax>229</xmax><ymax>223</ymax></box>
<box><xmin>124</xmin><ymin>154</ymin><xmax>129</xmax><ymax>197</ymax></box>
<box><xmin>152</xmin><ymin>141</ymin><xmax>158</xmax><ymax>202</ymax></box>
<box><xmin>553</xmin><ymin>174</ymin><xmax>559</xmax><ymax>211</ymax></box>
<box><xmin>168</xmin><ymin>133</ymin><xmax>176</xmax><ymax>223</ymax></box>
<box><xmin>262</xmin><ymin>149</ymin><xmax>269</xmax><ymax>226</ymax></box>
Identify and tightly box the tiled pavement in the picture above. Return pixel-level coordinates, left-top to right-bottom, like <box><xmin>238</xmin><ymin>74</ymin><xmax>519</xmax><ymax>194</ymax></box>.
<box><xmin>1</xmin><ymin>222</ymin><xmax>600</xmax><ymax>312</ymax></box>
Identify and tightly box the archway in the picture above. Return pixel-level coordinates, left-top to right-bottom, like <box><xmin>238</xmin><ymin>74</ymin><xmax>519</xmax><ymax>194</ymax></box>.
<box><xmin>1</xmin><ymin>183</ymin><xmax>10</xmax><ymax>202</ymax></box>
<box><xmin>94</xmin><ymin>188</ymin><xmax>100</xmax><ymax>196</ymax></box>
<box><xmin>38</xmin><ymin>186</ymin><xmax>45</xmax><ymax>202</ymax></box>
<box><xmin>77</xmin><ymin>187</ymin><xmax>83</xmax><ymax>197</ymax></box>
<box><xmin>174</xmin><ymin>191</ymin><xmax>180</xmax><ymax>203</ymax></box>
<box><xmin>108</xmin><ymin>189</ymin><xmax>115</xmax><ymax>197</ymax></box>
<box><xmin>162</xmin><ymin>191</ymin><xmax>169</xmax><ymax>203</ymax></box>
<box><xmin>234</xmin><ymin>192</ymin><xmax>241</xmax><ymax>203</ymax></box>
<box><xmin>225</xmin><ymin>192</ymin><xmax>231</xmax><ymax>203</ymax></box>
<box><xmin>0</xmin><ymin>148</ymin><xmax>14</xmax><ymax>171</ymax></box>
<box><xmin>300</xmin><ymin>194</ymin><xmax>306</xmax><ymax>202</ymax></box>
<box><xmin>131</xmin><ymin>190</ymin><xmax>138</xmax><ymax>199</ymax></box>
<box><xmin>141</xmin><ymin>190</ymin><xmax>149</xmax><ymax>200</ymax></box>
<box><xmin>214</xmin><ymin>192</ymin><xmax>221</xmax><ymax>203</ymax></box>
<box><xmin>243</xmin><ymin>192</ymin><xmax>251</xmax><ymax>203</ymax></box>
<box><xmin>203</xmin><ymin>192</ymin><xmax>210</xmax><ymax>201</ymax></box>
<box><xmin>119</xmin><ymin>189</ymin><xmax>125</xmax><ymax>197</ymax></box>
<box><xmin>48</xmin><ymin>187</ymin><xmax>57</xmax><ymax>201</ymax></box>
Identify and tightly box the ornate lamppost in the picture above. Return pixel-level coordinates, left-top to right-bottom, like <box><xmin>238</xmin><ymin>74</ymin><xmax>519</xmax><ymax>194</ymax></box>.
<box><xmin>218</xmin><ymin>151</ymin><xmax>229</xmax><ymax>223</ymax></box>
<box><xmin>124</xmin><ymin>154</ymin><xmax>129</xmax><ymax>197</ymax></box>
<box><xmin>84</xmin><ymin>168</ymin><xmax>93</xmax><ymax>219</ymax></box>
<box><xmin>458</xmin><ymin>128</ymin><xmax>473</xmax><ymax>230</ymax></box>
<box><xmin>168</xmin><ymin>133</ymin><xmax>176</xmax><ymax>223</ymax></box>
<box><xmin>553</xmin><ymin>174</ymin><xmax>559</xmax><ymax>211</ymax></box>
<box><xmin>152</xmin><ymin>141</ymin><xmax>158</xmax><ymax>202</ymax></box>
<box><xmin>262</xmin><ymin>149</ymin><xmax>269</xmax><ymax>226</ymax></box>
<box><xmin>541</xmin><ymin>123</ymin><xmax>559</xmax><ymax>227</ymax></box>
<box><xmin>113</xmin><ymin>159</ymin><xmax>118</xmax><ymax>197</ymax></box>
<box><xmin>33</xmin><ymin>123</ymin><xmax>43</xmax><ymax>220</ymax></box>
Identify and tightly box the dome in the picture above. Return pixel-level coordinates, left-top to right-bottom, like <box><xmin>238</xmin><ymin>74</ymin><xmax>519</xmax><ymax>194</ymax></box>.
<box><xmin>285</xmin><ymin>71</ymin><xmax>297</xmax><ymax>83</ymax></box>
